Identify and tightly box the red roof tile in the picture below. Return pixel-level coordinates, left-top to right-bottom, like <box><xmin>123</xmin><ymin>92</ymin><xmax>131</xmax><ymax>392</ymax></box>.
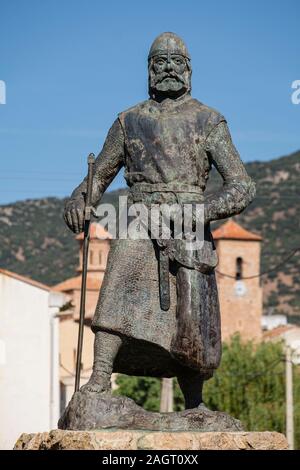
<box><xmin>262</xmin><ymin>325</ymin><xmax>297</xmax><ymax>339</ymax></box>
<box><xmin>212</xmin><ymin>219</ymin><xmax>262</xmax><ymax>241</ymax></box>
<box><xmin>54</xmin><ymin>275</ymin><xmax>101</xmax><ymax>292</ymax></box>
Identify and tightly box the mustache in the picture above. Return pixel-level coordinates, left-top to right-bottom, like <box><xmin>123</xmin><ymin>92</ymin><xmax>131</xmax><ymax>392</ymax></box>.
<box><xmin>154</xmin><ymin>72</ymin><xmax>185</xmax><ymax>84</ymax></box>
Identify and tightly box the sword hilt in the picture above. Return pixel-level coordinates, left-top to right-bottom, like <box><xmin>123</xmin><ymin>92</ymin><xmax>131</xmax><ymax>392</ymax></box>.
<box><xmin>85</xmin><ymin>153</ymin><xmax>95</xmax><ymax>221</ymax></box>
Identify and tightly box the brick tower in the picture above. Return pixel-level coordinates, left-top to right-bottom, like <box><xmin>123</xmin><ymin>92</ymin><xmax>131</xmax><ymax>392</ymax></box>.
<box><xmin>212</xmin><ymin>219</ymin><xmax>263</xmax><ymax>342</ymax></box>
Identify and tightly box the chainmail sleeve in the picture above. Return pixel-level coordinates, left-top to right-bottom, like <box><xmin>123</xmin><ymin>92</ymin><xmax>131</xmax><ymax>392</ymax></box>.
<box><xmin>204</xmin><ymin>121</ymin><xmax>256</xmax><ymax>222</ymax></box>
<box><xmin>69</xmin><ymin>119</ymin><xmax>125</xmax><ymax>206</ymax></box>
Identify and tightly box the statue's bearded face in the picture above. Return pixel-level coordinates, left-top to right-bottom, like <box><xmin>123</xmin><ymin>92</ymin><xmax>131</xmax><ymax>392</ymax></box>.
<box><xmin>149</xmin><ymin>54</ymin><xmax>191</xmax><ymax>98</ymax></box>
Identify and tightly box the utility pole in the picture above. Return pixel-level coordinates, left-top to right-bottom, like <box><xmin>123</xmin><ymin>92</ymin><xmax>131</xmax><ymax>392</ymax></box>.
<box><xmin>160</xmin><ymin>378</ymin><xmax>173</xmax><ymax>412</ymax></box>
<box><xmin>285</xmin><ymin>345</ymin><xmax>294</xmax><ymax>450</ymax></box>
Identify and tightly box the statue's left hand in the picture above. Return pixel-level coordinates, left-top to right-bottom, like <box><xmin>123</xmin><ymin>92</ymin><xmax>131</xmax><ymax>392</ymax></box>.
<box><xmin>63</xmin><ymin>198</ymin><xmax>85</xmax><ymax>234</ymax></box>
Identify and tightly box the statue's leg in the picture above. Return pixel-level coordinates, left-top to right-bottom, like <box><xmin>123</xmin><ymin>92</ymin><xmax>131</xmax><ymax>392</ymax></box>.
<box><xmin>177</xmin><ymin>372</ymin><xmax>205</xmax><ymax>409</ymax></box>
<box><xmin>80</xmin><ymin>330</ymin><xmax>122</xmax><ymax>394</ymax></box>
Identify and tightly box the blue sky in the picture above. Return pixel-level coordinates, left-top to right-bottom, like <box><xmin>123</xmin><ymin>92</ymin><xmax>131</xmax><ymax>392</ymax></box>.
<box><xmin>0</xmin><ymin>0</ymin><xmax>299</xmax><ymax>204</ymax></box>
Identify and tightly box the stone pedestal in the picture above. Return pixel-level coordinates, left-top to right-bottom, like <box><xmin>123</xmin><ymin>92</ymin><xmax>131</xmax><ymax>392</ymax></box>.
<box><xmin>14</xmin><ymin>430</ymin><xmax>288</xmax><ymax>450</ymax></box>
<box><xmin>16</xmin><ymin>393</ymin><xmax>287</xmax><ymax>450</ymax></box>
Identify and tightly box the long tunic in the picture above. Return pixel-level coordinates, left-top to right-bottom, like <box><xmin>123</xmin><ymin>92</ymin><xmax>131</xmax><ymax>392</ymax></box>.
<box><xmin>69</xmin><ymin>94</ymin><xmax>255</xmax><ymax>377</ymax></box>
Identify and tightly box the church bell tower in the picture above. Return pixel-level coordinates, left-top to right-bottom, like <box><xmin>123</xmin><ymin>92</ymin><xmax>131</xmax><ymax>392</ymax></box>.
<box><xmin>212</xmin><ymin>219</ymin><xmax>263</xmax><ymax>342</ymax></box>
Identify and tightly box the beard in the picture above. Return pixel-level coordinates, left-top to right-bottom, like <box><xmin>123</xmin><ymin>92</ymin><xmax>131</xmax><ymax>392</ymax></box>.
<box><xmin>149</xmin><ymin>69</ymin><xmax>191</xmax><ymax>96</ymax></box>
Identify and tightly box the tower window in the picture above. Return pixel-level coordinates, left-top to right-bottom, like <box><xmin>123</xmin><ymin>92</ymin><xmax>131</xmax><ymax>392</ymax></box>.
<box><xmin>236</xmin><ymin>257</ymin><xmax>243</xmax><ymax>280</ymax></box>
<box><xmin>90</xmin><ymin>250</ymin><xmax>94</xmax><ymax>265</ymax></box>
<box><xmin>99</xmin><ymin>251</ymin><xmax>102</xmax><ymax>265</ymax></box>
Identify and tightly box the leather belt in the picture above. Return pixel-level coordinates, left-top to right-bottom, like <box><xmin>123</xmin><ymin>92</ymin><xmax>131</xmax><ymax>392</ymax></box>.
<box><xmin>130</xmin><ymin>182</ymin><xmax>204</xmax><ymax>194</ymax></box>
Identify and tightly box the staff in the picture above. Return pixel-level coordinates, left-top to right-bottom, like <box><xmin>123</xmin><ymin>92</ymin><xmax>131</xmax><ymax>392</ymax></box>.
<box><xmin>74</xmin><ymin>153</ymin><xmax>95</xmax><ymax>392</ymax></box>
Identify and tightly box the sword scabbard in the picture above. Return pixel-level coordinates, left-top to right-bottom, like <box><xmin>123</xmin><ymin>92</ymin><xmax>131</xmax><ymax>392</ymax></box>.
<box><xmin>159</xmin><ymin>249</ymin><xmax>170</xmax><ymax>311</ymax></box>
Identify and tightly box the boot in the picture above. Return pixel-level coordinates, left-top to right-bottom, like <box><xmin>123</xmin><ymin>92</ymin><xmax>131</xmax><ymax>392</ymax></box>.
<box><xmin>177</xmin><ymin>373</ymin><xmax>205</xmax><ymax>409</ymax></box>
<box><xmin>80</xmin><ymin>330</ymin><xmax>122</xmax><ymax>394</ymax></box>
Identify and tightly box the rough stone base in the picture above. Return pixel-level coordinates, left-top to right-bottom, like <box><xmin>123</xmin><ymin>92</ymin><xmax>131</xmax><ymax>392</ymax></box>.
<box><xmin>58</xmin><ymin>392</ymin><xmax>243</xmax><ymax>432</ymax></box>
<box><xmin>14</xmin><ymin>429</ymin><xmax>288</xmax><ymax>450</ymax></box>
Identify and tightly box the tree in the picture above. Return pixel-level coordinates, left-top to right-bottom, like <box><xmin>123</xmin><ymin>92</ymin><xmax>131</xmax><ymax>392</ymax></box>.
<box><xmin>204</xmin><ymin>336</ymin><xmax>285</xmax><ymax>433</ymax></box>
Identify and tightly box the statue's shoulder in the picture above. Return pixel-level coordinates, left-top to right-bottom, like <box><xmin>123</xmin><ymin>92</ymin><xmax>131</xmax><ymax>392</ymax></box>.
<box><xmin>118</xmin><ymin>100</ymin><xmax>150</xmax><ymax>121</ymax></box>
<box><xmin>189</xmin><ymin>98</ymin><xmax>226</xmax><ymax>121</ymax></box>
<box><xmin>189</xmin><ymin>98</ymin><xmax>227</xmax><ymax>136</ymax></box>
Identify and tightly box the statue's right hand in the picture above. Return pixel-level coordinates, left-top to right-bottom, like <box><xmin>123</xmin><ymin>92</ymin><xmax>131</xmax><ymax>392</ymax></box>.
<box><xmin>63</xmin><ymin>198</ymin><xmax>85</xmax><ymax>234</ymax></box>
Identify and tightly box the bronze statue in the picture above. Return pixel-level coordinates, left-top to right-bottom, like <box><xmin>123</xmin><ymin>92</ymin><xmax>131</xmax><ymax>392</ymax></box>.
<box><xmin>62</xmin><ymin>32</ymin><xmax>255</xmax><ymax>426</ymax></box>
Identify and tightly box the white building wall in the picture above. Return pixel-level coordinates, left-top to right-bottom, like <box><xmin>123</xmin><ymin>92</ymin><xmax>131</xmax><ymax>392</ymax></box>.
<box><xmin>261</xmin><ymin>315</ymin><xmax>287</xmax><ymax>331</ymax></box>
<box><xmin>0</xmin><ymin>273</ymin><xmax>60</xmax><ymax>449</ymax></box>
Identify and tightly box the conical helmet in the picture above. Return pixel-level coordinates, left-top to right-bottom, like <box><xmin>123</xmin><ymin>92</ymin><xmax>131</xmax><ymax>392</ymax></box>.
<box><xmin>148</xmin><ymin>32</ymin><xmax>190</xmax><ymax>60</ymax></box>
